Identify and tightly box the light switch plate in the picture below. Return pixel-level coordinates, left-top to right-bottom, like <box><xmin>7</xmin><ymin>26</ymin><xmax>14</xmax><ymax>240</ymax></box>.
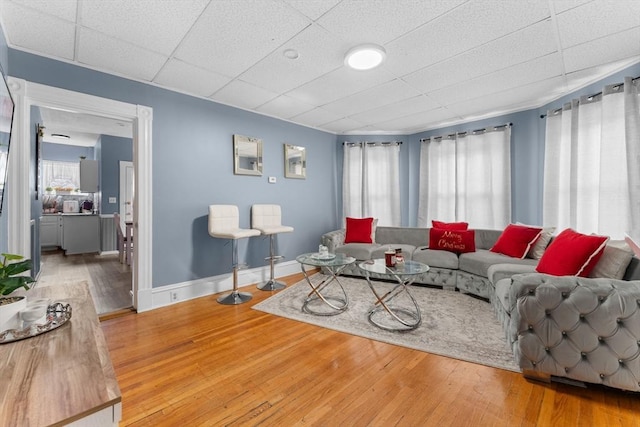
<box><xmin>109</xmin><ymin>197</ymin><xmax>116</xmax><ymax>203</ymax></box>
<box><xmin>268</xmin><ymin>176</ymin><xmax>276</xmax><ymax>184</ymax></box>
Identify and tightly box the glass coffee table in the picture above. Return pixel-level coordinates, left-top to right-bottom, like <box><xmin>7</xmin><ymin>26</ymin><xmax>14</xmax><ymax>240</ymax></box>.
<box><xmin>296</xmin><ymin>253</ymin><xmax>356</xmax><ymax>316</ymax></box>
<box><xmin>358</xmin><ymin>259</ymin><xmax>429</xmax><ymax>331</ymax></box>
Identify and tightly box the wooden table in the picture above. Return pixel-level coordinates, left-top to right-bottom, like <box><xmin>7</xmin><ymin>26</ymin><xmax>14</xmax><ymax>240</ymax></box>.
<box><xmin>0</xmin><ymin>282</ymin><xmax>122</xmax><ymax>426</ymax></box>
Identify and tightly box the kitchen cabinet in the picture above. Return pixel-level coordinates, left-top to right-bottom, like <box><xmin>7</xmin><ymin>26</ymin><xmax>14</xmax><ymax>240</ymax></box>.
<box><xmin>40</xmin><ymin>215</ymin><xmax>62</xmax><ymax>248</ymax></box>
<box><xmin>80</xmin><ymin>159</ymin><xmax>99</xmax><ymax>192</ymax></box>
<box><xmin>62</xmin><ymin>214</ymin><xmax>100</xmax><ymax>254</ymax></box>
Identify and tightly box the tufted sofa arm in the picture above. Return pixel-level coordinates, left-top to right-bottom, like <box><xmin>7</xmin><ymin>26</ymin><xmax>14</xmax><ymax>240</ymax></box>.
<box><xmin>321</xmin><ymin>229</ymin><xmax>345</xmax><ymax>253</ymax></box>
<box><xmin>509</xmin><ymin>273</ymin><xmax>640</xmax><ymax>391</ymax></box>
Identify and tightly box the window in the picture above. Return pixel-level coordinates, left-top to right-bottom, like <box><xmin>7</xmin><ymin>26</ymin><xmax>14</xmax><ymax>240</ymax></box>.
<box><xmin>42</xmin><ymin>160</ymin><xmax>80</xmax><ymax>191</ymax></box>
<box><xmin>543</xmin><ymin>77</ymin><xmax>640</xmax><ymax>238</ymax></box>
<box><xmin>342</xmin><ymin>142</ymin><xmax>401</xmax><ymax>226</ymax></box>
<box><xmin>417</xmin><ymin>126</ymin><xmax>511</xmax><ymax>229</ymax></box>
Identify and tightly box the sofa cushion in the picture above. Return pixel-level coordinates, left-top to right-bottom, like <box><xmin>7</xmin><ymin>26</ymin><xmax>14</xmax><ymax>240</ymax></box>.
<box><xmin>429</xmin><ymin>228</ymin><xmax>475</xmax><ymax>253</ymax></box>
<box><xmin>432</xmin><ymin>220</ymin><xmax>468</xmax><ymax>230</ymax></box>
<box><xmin>490</xmin><ymin>223</ymin><xmax>543</xmax><ymax>259</ymax></box>
<box><xmin>412</xmin><ymin>247</ymin><xmax>459</xmax><ymax>269</ymax></box>
<box><xmin>473</xmin><ymin>229</ymin><xmax>503</xmax><ymax>250</ymax></box>
<box><xmin>589</xmin><ymin>241</ymin><xmax>634</xmax><ymax>280</ymax></box>
<box><xmin>371</xmin><ymin>244</ymin><xmax>416</xmax><ymax>260</ymax></box>
<box><xmin>536</xmin><ymin>228</ymin><xmax>608</xmax><ymax>277</ymax></box>
<box><xmin>459</xmin><ymin>249</ymin><xmax>538</xmax><ymax>278</ymax></box>
<box><xmin>344</xmin><ymin>217</ymin><xmax>376</xmax><ymax>243</ymax></box>
<box><xmin>487</xmin><ymin>263</ymin><xmax>537</xmax><ymax>285</ymax></box>
<box><xmin>335</xmin><ymin>243</ymin><xmax>380</xmax><ymax>260</ymax></box>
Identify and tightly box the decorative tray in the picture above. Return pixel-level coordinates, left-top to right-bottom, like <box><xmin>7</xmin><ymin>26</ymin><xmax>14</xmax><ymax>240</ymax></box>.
<box><xmin>311</xmin><ymin>252</ymin><xmax>336</xmax><ymax>260</ymax></box>
<box><xmin>0</xmin><ymin>302</ymin><xmax>72</xmax><ymax>344</ymax></box>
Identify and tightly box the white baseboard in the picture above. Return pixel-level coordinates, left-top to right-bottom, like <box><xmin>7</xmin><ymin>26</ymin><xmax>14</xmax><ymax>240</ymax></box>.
<box><xmin>141</xmin><ymin>260</ymin><xmax>302</xmax><ymax>311</ymax></box>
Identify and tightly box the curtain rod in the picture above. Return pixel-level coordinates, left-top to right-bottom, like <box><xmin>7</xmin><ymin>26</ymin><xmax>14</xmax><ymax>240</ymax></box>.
<box><xmin>342</xmin><ymin>141</ymin><xmax>403</xmax><ymax>146</ymax></box>
<box><xmin>419</xmin><ymin>123</ymin><xmax>512</xmax><ymax>143</ymax></box>
<box><xmin>540</xmin><ymin>75</ymin><xmax>640</xmax><ymax>119</ymax></box>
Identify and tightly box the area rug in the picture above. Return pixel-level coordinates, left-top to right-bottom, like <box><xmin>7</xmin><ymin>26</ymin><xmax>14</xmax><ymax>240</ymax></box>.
<box><xmin>252</xmin><ymin>274</ymin><xmax>520</xmax><ymax>372</ymax></box>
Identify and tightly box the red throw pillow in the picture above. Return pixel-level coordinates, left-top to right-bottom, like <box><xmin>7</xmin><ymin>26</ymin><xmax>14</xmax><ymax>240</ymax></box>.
<box><xmin>536</xmin><ymin>228</ymin><xmax>609</xmax><ymax>277</ymax></box>
<box><xmin>429</xmin><ymin>228</ymin><xmax>475</xmax><ymax>253</ymax></box>
<box><xmin>432</xmin><ymin>220</ymin><xmax>469</xmax><ymax>231</ymax></box>
<box><xmin>344</xmin><ymin>217</ymin><xmax>375</xmax><ymax>244</ymax></box>
<box><xmin>490</xmin><ymin>223</ymin><xmax>543</xmax><ymax>259</ymax></box>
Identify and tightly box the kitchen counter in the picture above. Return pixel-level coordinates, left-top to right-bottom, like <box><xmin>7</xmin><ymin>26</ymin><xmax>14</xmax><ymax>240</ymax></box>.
<box><xmin>0</xmin><ymin>281</ymin><xmax>122</xmax><ymax>426</ymax></box>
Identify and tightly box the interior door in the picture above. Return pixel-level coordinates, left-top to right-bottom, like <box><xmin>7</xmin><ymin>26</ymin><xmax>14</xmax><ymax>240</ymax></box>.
<box><xmin>119</xmin><ymin>161</ymin><xmax>134</xmax><ymax>222</ymax></box>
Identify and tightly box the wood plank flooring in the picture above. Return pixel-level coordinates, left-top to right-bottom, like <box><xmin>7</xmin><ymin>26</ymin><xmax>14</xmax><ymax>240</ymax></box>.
<box><xmin>38</xmin><ymin>249</ymin><xmax>132</xmax><ymax>315</ymax></box>
<box><xmin>101</xmin><ymin>273</ymin><xmax>640</xmax><ymax>426</ymax></box>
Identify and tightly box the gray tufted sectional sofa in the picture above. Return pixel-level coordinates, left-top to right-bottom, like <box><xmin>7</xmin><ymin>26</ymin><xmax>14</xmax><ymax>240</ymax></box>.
<box><xmin>320</xmin><ymin>226</ymin><xmax>640</xmax><ymax>391</ymax></box>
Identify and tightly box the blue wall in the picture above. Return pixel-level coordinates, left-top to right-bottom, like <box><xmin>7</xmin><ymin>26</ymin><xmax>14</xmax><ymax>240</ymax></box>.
<box><xmin>8</xmin><ymin>49</ymin><xmax>339</xmax><ymax>288</ymax></box>
<box><xmin>41</xmin><ymin>141</ymin><xmax>95</xmax><ymax>162</ymax></box>
<box><xmin>100</xmin><ymin>135</ymin><xmax>132</xmax><ymax>214</ymax></box>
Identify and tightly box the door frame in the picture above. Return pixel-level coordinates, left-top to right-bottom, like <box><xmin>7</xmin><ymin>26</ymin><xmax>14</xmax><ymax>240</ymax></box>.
<box><xmin>7</xmin><ymin>77</ymin><xmax>154</xmax><ymax>311</ymax></box>
<box><xmin>119</xmin><ymin>160</ymin><xmax>133</xmax><ymax>221</ymax></box>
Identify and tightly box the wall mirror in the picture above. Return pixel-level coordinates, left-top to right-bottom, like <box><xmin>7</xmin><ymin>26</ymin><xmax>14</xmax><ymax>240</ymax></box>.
<box><xmin>284</xmin><ymin>144</ymin><xmax>306</xmax><ymax>179</ymax></box>
<box><xmin>233</xmin><ymin>134</ymin><xmax>262</xmax><ymax>176</ymax></box>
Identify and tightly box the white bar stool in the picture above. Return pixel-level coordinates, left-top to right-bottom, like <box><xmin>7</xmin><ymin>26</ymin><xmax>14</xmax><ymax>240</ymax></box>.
<box><xmin>208</xmin><ymin>205</ymin><xmax>260</xmax><ymax>305</ymax></box>
<box><xmin>251</xmin><ymin>204</ymin><xmax>294</xmax><ymax>291</ymax></box>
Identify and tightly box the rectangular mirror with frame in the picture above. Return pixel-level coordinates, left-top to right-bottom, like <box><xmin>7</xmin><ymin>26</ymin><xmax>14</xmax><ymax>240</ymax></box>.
<box><xmin>284</xmin><ymin>144</ymin><xmax>306</xmax><ymax>179</ymax></box>
<box><xmin>233</xmin><ymin>134</ymin><xmax>262</xmax><ymax>176</ymax></box>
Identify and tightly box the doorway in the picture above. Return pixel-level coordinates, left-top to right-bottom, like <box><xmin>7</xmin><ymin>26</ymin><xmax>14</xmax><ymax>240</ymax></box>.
<box><xmin>7</xmin><ymin>77</ymin><xmax>153</xmax><ymax>312</ymax></box>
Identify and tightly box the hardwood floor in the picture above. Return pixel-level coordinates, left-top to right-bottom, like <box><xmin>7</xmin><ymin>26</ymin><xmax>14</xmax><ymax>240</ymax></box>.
<box><xmin>38</xmin><ymin>249</ymin><xmax>133</xmax><ymax>315</ymax></box>
<box><xmin>101</xmin><ymin>273</ymin><xmax>640</xmax><ymax>427</ymax></box>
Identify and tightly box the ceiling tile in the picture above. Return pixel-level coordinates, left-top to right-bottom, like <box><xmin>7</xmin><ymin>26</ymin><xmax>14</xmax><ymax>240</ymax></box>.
<box><xmin>555</xmin><ymin>0</ymin><xmax>640</xmax><ymax>49</ymax></box>
<box><xmin>563</xmin><ymin>27</ymin><xmax>640</xmax><ymax>73</ymax></box>
<box><xmin>316</xmin><ymin>0</ymin><xmax>465</xmax><ymax>45</ymax></box>
<box><xmin>256</xmin><ymin>94</ymin><xmax>315</xmax><ymax>119</ymax></box>
<box><xmin>349</xmin><ymin>95</ymin><xmax>441</xmax><ymax>125</ymax></box>
<box><xmin>375</xmin><ymin>107</ymin><xmax>460</xmax><ymax>133</ymax></box>
<box><xmin>564</xmin><ymin>58</ymin><xmax>640</xmax><ymax>92</ymax></box>
<box><xmin>287</xmin><ymin>66</ymin><xmax>395</xmax><ymax>106</ymax></box>
<box><xmin>1</xmin><ymin>2</ymin><xmax>75</xmax><ymax>60</ymax></box>
<box><xmin>321</xmin><ymin>117</ymin><xmax>367</xmax><ymax>133</ymax></box>
<box><xmin>240</xmin><ymin>24</ymin><xmax>347</xmax><ymax>94</ymax></box>
<box><xmin>77</xmin><ymin>28</ymin><xmax>168</xmax><ymax>81</ymax></box>
<box><xmin>210</xmin><ymin>79</ymin><xmax>278</xmax><ymax>110</ymax></box>
<box><xmin>552</xmin><ymin>0</ymin><xmax>593</xmax><ymax>14</ymax></box>
<box><xmin>282</xmin><ymin>0</ymin><xmax>341</xmax><ymax>20</ymax></box>
<box><xmin>174</xmin><ymin>0</ymin><xmax>311</xmax><ymax>77</ymax></box>
<box><xmin>322</xmin><ymin>79</ymin><xmax>422</xmax><ymax>117</ymax></box>
<box><xmin>449</xmin><ymin>77</ymin><xmax>566</xmax><ymax>118</ymax></box>
<box><xmin>154</xmin><ymin>59</ymin><xmax>231</xmax><ymax>98</ymax></box>
<box><xmin>9</xmin><ymin>0</ymin><xmax>77</xmax><ymax>21</ymax></box>
<box><xmin>403</xmin><ymin>19</ymin><xmax>558</xmax><ymax>93</ymax></box>
<box><xmin>79</xmin><ymin>0</ymin><xmax>208</xmax><ymax>55</ymax></box>
<box><xmin>290</xmin><ymin>107</ymin><xmax>342</xmax><ymax>128</ymax></box>
<box><xmin>428</xmin><ymin>53</ymin><xmax>564</xmax><ymax>106</ymax></box>
<box><xmin>385</xmin><ymin>0</ymin><xmax>552</xmax><ymax>77</ymax></box>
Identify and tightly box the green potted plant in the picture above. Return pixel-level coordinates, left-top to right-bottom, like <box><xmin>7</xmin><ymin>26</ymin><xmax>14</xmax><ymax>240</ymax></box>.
<box><xmin>0</xmin><ymin>254</ymin><xmax>35</xmax><ymax>330</ymax></box>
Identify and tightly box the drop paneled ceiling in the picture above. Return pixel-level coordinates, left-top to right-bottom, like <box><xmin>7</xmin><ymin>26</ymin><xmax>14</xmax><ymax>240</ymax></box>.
<box><xmin>1</xmin><ymin>0</ymin><xmax>639</xmax><ymax>135</ymax></box>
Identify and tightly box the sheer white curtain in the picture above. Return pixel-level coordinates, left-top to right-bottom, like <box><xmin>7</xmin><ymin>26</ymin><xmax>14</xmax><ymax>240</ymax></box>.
<box><xmin>343</xmin><ymin>142</ymin><xmax>401</xmax><ymax>226</ymax></box>
<box><xmin>417</xmin><ymin>136</ymin><xmax>456</xmax><ymax>226</ymax></box>
<box><xmin>42</xmin><ymin>160</ymin><xmax>80</xmax><ymax>190</ymax></box>
<box><xmin>417</xmin><ymin>126</ymin><xmax>511</xmax><ymax>229</ymax></box>
<box><xmin>543</xmin><ymin>77</ymin><xmax>640</xmax><ymax>238</ymax></box>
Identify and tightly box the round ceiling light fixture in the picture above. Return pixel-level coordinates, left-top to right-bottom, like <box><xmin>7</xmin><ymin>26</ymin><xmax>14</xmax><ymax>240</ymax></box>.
<box><xmin>344</xmin><ymin>44</ymin><xmax>386</xmax><ymax>70</ymax></box>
